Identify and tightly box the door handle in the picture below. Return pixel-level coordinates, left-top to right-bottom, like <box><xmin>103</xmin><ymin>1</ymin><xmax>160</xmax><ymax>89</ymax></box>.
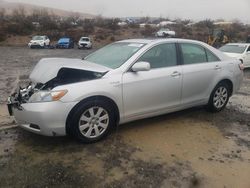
<box><xmin>214</xmin><ymin>65</ymin><xmax>222</xmax><ymax>70</ymax></box>
<box><xmin>171</xmin><ymin>71</ymin><xmax>181</xmax><ymax>77</ymax></box>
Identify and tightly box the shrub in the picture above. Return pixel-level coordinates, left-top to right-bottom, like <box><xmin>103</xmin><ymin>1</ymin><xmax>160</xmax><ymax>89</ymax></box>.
<box><xmin>110</xmin><ymin>36</ymin><xmax>115</xmax><ymax>41</ymax></box>
<box><xmin>0</xmin><ymin>30</ymin><xmax>6</xmax><ymax>42</ymax></box>
<box><xmin>83</xmin><ymin>19</ymin><xmax>95</xmax><ymax>34</ymax></box>
<box><xmin>140</xmin><ymin>25</ymin><xmax>156</xmax><ymax>37</ymax></box>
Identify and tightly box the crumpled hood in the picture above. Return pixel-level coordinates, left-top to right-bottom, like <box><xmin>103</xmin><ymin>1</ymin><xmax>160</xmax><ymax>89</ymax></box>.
<box><xmin>29</xmin><ymin>58</ymin><xmax>111</xmax><ymax>84</ymax></box>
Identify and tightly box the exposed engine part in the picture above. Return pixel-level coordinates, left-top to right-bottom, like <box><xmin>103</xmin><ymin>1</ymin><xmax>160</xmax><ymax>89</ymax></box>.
<box><xmin>9</xmin><ymin>83</ymin><xmax>34</xmax><ymax>105</ymax></box>
<box><xmin>43</xmin><ymin>68</ymin><xmax>105</xmax><ymax>90</ymax></box>
<box><xmin>19</xmin><ymin>84</ymin><xmax>34</xmax><ymax>102</ymax></box>
<box><xmin>8</xmin><ymin>68</ymin><xmax>106</xmax><ymax>105</ymax></box>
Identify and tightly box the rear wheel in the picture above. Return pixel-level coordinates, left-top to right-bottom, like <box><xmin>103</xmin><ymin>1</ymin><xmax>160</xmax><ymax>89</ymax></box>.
<box><xmin>207</xmin><ymin>82</ymin><xmax>230</xmax><ymax>112</ymax></box>
<box><xmin>69</xmin><ymin>99</ymin><xmax>115</xmax><ymax>143</ymax></box>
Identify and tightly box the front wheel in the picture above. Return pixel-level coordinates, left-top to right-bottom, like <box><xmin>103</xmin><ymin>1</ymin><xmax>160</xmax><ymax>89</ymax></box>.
<box><xmin>207</xmin><ymin>82</ymin><xmax>230</xmax><ymax>112</ymax></box>
<box><xmin>69</xmin><ymin>99</ymin><xmax>115</xmax><ymax>143</ymax></box>
<box><xmin>163</xmin><ymin>33</ymin><xmax>169</xmax><ymax>38</ymax></box>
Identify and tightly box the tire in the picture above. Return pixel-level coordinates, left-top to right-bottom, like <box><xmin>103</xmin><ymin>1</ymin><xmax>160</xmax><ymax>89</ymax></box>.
<box><xmin>206</xmin><ymin>82</ymin><xmax>230</xmax><ymax>112</ymax></box>
<box><xmin>163</xmin><ymin>33</ymin><xmax>169</xmax><ymax>38</ymax></box>
<box><xmin>69</xmin><ymin>99</ymin><xmax>116</xmax><ymax>143</ymax></box>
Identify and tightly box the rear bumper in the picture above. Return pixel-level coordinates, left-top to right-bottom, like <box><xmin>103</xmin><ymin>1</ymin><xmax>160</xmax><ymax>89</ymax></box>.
<box><xmin>56</xmin><ymin>44</ymin><xmax>71</xmax><ymax>49</ymax></box>
<box><xmin>233</xmin><ymin>70</ymin><xmax>244</xmax><ymax>94</ymax></box>
<box><xmin>9</xmin><ymin>101</ymin><xmax>78</xmax><ymax>136</ymax></box>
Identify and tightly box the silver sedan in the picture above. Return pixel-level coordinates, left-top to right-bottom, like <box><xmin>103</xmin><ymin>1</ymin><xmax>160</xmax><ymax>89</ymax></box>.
<box><xmin>8</xmin><ymin>39</ymin><xmax>244</xmax><ymax>143</ymax></box>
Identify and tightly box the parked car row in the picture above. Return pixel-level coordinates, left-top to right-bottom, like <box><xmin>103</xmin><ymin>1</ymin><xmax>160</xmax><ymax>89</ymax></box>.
<box><xmin>28</xmin><ymin>36</ymin><xmax>93</xmax><ymax>49</ymax></box>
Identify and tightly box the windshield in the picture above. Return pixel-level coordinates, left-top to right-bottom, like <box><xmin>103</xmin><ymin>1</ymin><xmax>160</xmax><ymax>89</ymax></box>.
<box><xmin>32</xmin><ymin>36</ymin><xmax>44</xmax><ymax>40</ymax></box>
<box><xmin>85</xmin><ymin>42</ymin><xmax>145</xmax><ymax>69</ymax></box>
<box><xmin>81</xmin><ymin>38</ymin><xmax>89</xmax><ymax>41</ymax></box>
<box><xmin>59</xmin><ymin>38</ymin><xmax>70</xmax><ymax>43</ymax></box>
<box><xmin>219</xmin><ymin>45</ymin><xmax>247</xmax><ymax>54</ymax></box>
<box><xmin>160</xmin><ymin>28</ymin><xmax>169</xmax><ymax>31</ymax></box>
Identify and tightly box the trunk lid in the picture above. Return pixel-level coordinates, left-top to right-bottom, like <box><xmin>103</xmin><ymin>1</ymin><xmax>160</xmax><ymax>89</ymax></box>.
<box><xmin>224</xmin><ymin>52</ymin><xmax>241</xmax><ymax>58</ymax></box>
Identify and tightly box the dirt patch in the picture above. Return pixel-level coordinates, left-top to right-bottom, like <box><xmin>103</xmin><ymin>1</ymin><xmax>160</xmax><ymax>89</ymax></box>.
<box><xmin>0</xmin><ymin>129</ymin><xmax>18</xmax><ymax>165</ymax></box>
<box><xmin>0</xmin><ymin>158</ymin><xmax>98</xmax><ymax>188</ymax></box>
<box><xmin>0</xmin><ymin>129</ymin><xmax>199</xmax><ymax>188</ymax></box>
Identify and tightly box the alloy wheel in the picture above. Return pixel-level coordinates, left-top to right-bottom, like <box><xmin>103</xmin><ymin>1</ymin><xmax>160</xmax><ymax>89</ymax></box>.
<box><xmin>78</xmin><ymin>106</ymin><xmax>109</xmax><ymax>138</ymax></box>
<box><xmin>213</xmin><ymin>86</ymin><xmax>228</xmax><ymax>109</ymax></box>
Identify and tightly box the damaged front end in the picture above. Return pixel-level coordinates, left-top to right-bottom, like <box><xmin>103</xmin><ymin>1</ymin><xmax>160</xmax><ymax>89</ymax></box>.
<box><xmin>7</xmin><ymin>83</ymin><xmax>35</xmax><ymax>115</ymax></box>
<box><xmin>7</xmin><ymin>67</ymin><xmax>106</xmax><ymax>116</ymax></box>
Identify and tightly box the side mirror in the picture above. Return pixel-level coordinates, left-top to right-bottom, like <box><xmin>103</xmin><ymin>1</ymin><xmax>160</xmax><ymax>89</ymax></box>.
<box><xmin>131</xmin><ymin>62</ymin><xmax>151</xmax><ymax>72</ymax></box>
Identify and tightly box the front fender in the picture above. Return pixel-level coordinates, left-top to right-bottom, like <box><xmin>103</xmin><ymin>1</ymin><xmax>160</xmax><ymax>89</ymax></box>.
<box><xmin>55</xmin><ymin>76</ymin><xmax>123</xmax><ymax>116</ymax></box>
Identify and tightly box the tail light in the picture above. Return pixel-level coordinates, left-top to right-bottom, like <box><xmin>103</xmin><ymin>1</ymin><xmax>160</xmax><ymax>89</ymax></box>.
<box><xmin>239</xmin><ymin>63</ymin><xmax>244</xmax><ymax>71</ymax></box>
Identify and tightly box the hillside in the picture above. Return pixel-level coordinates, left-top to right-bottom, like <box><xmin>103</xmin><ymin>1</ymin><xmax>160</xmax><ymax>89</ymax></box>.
<box><xmin>0</xmin><ymin>0</ymin><xmax>95</xmax><ymax>18</ymax></box>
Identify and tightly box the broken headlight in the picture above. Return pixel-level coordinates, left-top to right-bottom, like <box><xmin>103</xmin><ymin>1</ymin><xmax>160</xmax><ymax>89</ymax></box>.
<box><xmin>28</xmin><ymin>90</ymin><xmax>68</xmax><ymax>103</ymax></box>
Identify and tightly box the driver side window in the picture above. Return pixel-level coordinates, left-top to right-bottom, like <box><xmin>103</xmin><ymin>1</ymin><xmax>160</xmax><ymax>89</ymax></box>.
<box><xmin>137</xmin><ymin>43</ymin><xmax>177</xmax><ymax>69</ymax></box>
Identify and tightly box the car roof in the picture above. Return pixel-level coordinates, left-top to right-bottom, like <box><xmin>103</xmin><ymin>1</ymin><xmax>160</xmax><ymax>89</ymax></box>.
<box><xmin>58</xmin><ymin>38</ymin><xmax>70</xmax><ymax>41</ymax></box>
<box><xmin>118</xmin><ymin>38</ymin><xmax>207</xmax><ymax>45</ymax></box>
<box><xmin>225</xmin><ymin>43</ymin><xmax>250</xmax><ymax>46</ymax></box>
<box><xmin>118</xmin><ymin>39</ymin><xmax>155</xmax><ymax>44</ymax></box>
<box><xmin>60</xmin><ymin>37</ymin><xmax>71</xmax><ymax>39</ymax></box>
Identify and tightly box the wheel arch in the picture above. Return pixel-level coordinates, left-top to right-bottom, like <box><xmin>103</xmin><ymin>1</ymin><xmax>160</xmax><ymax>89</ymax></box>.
<box><xmin>66</xmin><ymin>95</ymin><xmax>120</xmax><ymax>135</ymax></box>
<box><xmin>216</xmin><ymin>79</ymin><xmax>233</xmax><ymax>96</ymax></box>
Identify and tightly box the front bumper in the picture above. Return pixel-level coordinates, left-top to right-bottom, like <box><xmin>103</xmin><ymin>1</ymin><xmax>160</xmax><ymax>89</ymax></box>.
<box><xmin>78</xmin><ymin>43</ymin><xmax>91</xmax><ymax>48</ymax></box>
<box><xmin>56</xmin><ymin>44</ymin><xmax>70</xmax><ymax>49</ymax></box>
<box><xmin>28</xmin><ymin>43</ymin><xmax>44</xmax><ymax>48</ymax></box>
<box><xmin>8</xmin><ymin>99</ymin><xmax>78</xmax><ymax>136</ymax></box>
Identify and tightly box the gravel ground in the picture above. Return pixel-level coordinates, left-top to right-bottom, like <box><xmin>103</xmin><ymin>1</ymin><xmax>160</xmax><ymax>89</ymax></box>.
<box><xmin>0</xmin><ymin>46</ymin><xmax>250</xmax><ymax>188</ymax></box>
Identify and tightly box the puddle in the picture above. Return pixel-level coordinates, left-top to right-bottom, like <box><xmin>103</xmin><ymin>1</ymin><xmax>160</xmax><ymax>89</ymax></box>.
<box><xmin>119</xmin><ymin>114</ymin><xmax>250</xmax><ymax>188</ymax></box>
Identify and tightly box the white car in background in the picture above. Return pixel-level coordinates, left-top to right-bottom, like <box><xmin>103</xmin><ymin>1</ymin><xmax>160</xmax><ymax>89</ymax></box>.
<box><xmin>28</xmin><ymin>36</ymin><xmax>50</xmax><ymax>48</ymax></box>
<box><xmin>155</xmin><ymin>28</ymin><xmax>176</xmax><ymax>38</ymax></box>
<box><xmin>220</xmin><ymin>43</ymin><xmax>250</xmax><ymax>68</ymax></box>
<box><xmin>78</xmin><ymin>37</ymin><xmax>92</xmax><ymax>49</ymax></box>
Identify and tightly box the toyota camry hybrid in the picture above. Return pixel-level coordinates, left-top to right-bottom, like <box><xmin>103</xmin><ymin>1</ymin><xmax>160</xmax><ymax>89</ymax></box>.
<box><xmin>7</xmin><ymin>39</ymin><xmax>244</xmax><ymax>143</ymax></box>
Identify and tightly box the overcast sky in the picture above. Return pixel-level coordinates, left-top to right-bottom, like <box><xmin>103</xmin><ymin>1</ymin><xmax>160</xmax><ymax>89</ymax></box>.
<box><xmin>5</xmin><ymin>0</ymin><xmax>250</xmax><ymax>23</ymax></box>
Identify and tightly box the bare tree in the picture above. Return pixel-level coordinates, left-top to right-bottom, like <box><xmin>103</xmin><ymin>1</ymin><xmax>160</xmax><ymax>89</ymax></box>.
<box><xmin>11</xmin><ymin>7</ymin><xmax>26</xmax><ymax>22</ymax></box>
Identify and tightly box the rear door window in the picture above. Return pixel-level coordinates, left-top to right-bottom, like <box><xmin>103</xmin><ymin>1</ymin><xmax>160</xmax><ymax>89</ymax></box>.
<box><xmin>205</xmin><ymin>49</ymin><xmax>220</xmax><ymax>62</ymax></box>
<box><xmin>180</xmin><ymin>43</ymin><xmax>207</xmax><ymax>65</ymax></box>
